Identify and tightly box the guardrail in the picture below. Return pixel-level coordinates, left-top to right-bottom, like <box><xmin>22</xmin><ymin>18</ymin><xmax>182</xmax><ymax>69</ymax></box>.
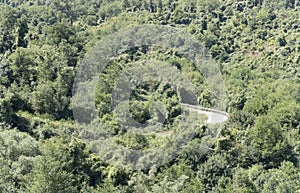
<box><xmin>180</xmin><ymin>103</ymin><xmax>229</xmax><ymax>117</ymax></box>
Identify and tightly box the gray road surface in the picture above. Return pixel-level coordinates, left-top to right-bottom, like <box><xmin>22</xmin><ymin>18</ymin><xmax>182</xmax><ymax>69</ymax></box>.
<box><xmin>181</xmin><ymin>103</ymin><xmax>228</xmax><ymax>124</ymax></box>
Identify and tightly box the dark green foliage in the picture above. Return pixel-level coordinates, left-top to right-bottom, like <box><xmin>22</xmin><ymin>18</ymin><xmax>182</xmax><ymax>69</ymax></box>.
<box><xmin>0</xmin><ymin>86</ymin><xmax>13</xmax><ymax>124</ymax></box>
<box><xmin>246</xmin><ymin>115</ymin><xmax>292</xmax><ymax>167</ymax></box>
<box><xmin>0</xmin><ymin>0</ymin><xmax>299</xmax><ymax>192</ymax></box>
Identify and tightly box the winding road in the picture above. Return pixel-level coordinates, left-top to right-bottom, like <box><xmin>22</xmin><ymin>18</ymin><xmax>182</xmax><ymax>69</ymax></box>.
<box><xmin>181</xmin><ymin>103</ymin><xmax>229</xmax><ymax>124</ymax></box>
<box><xmin>154</xmin><ymin>103</ymin><xmax>229</xmax><ymax>137</ymax></box>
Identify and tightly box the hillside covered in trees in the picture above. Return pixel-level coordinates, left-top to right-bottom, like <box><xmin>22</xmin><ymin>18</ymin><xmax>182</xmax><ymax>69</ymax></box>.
<box><xmin>0</xmin><ymin>0</ymin><xmax>299</xmax><ymax>192</ymax></box>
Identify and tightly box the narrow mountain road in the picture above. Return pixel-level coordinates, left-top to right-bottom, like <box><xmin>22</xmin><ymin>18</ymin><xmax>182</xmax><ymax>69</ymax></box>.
<box><xmin>181</xmin><ymin>103</ymin><xmax>229</xmax><ymax>124</ymax></box>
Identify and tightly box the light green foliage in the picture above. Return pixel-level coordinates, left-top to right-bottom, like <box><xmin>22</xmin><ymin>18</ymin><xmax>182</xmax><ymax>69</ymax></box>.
<box><xmin>22</xmin><ymin>138</ymin><xmax>106</xmax><ymax>192</ymax></box>
<box><xmin>259</xmin><ymin>161</ymin><xmax>300</xmax><ymax>193</ymax></box>
<box><xmin>0</xmin><ymin>129</ymin><xmax>39</xmax><ymax>192</ymax></box>
<box><xmin>216</xmin><ymin>162</ymin><xmax>300</xmax><ymax>193</ymax></box>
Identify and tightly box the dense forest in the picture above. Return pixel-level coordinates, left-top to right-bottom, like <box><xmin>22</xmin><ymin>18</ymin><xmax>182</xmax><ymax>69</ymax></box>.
<box><xmin>0</xmin><ymin>0</ymin><xmax>299</xmax><ymax>192</ymax></box>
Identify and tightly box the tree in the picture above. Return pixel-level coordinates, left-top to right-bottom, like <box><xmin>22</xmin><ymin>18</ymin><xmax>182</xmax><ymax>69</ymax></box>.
<box><xmin>149</xmin><ymin>0</ymin><xmax>156</xmax><ymax>13</ymax></box>
<box><xmin>22</xmin><ymin>138</ymin><xmax>105</xmax><ymax>192</ymax></box>
<box><xmin>7</xmin><ymin>45</ymin><xmax>74</xmax><ymax>119</ymax></box>
<box><xmin>15</xmin><ymin>17</ymin><xmax>29</xmax><ymax>48</ymax></box>
<box><xmin>259</xmin><ymin>161</ymin><xmax>300</xmax><ymax>193</ymax></box>
<box><xmin>0</xmin><ymin>86</ymin><xmax>13</xmax><ymax>124</ymax></box>
<box><xmin>0</xmin><ymin>129</ymin><xmax>39</xmax><ymax>192</ymax></box>
<box><xmin>215</xmin><ymin>168</ymin><xmax>258</xmax><ymax>193</ymax></box>
<box><xmin>246</xmin><ymin>115</ymin><xmax>292</xmax><ymax>167</ymax></box>
<box><xmin>0</xmin><ymin>5</ymin><xmax>17</xmax><ymax>53</ymax></box>
<box><xmin>122</xmin><ymin>0</ymin><xmax>130</xmax><ymax>10</ymax></box>
<box><xmin>197</xmin><ymin>154</ymin><xmax>230</xmax><ymax>190</ymax></box>
<box><xmin>158</xmin><ymin>0</ymin><xmax>163</xmax><ymax>13</ymax></box>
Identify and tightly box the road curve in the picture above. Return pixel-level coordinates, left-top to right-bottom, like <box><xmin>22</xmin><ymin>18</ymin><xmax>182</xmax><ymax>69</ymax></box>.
<box><xmin>181</xmin><ymin>103</ymin><xmax>229</xmax><ymax>124</ymax></box>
